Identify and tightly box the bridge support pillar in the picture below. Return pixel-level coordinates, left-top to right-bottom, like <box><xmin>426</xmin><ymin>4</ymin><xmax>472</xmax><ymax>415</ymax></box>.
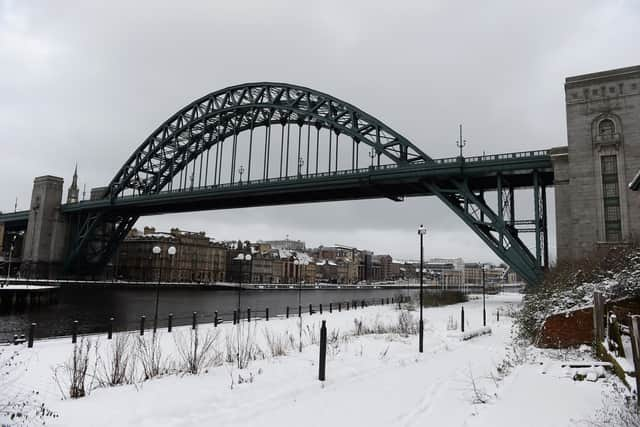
<box><xmin>20</xmin><ymin>176</ymin><xmax>68</xmax><ymax>279</ymax></box>
<box><xmin>0</xmin><ymin>222</ymin><xmax>4</xmax><ymax>255</ymax></box>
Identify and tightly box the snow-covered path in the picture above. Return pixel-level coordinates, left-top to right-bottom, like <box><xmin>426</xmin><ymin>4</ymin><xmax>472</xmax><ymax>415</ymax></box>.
<box><xmin>3</xmin><ymin>293</ymin><xmax>619</xmax><ymax>426</ymax></box>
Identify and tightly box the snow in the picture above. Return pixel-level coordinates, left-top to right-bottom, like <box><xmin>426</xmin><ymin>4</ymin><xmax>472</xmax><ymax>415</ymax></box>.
<box><xmin>1</xmin><ymin>293</ymin><xmax>628</xmax><ymax>426</ymax></box>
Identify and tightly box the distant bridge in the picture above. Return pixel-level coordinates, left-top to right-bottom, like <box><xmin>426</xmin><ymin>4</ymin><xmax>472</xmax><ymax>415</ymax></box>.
<box><xmin>0</xmin><ymin>83</ymin><xmax>553</xmax><ymax>284</ymax></box>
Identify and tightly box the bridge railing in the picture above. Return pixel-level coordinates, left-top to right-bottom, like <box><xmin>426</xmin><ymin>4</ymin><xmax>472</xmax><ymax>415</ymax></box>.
<box><xmin>82</xmin><ymin>149</ymin><xmax>550</xmax><ymax>203</ymax></box>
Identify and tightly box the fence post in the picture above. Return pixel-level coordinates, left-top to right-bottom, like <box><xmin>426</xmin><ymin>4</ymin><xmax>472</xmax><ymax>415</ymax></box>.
<box><xmin>329</xmin><ymin>302</ymin><xmax>332</xmax><ymax>313</ymax></box>
<box><xmin>319</xmin><ymin>320</ymin><xmax>327</xmax><ymax>381</ymax></box>
<box><xmin>629</xmin><ymin>315</ymin><xmax>640</xmax><ymax>407</ymax></box>
<box><xmin>309</xmin><ymin>304</ymin><xmax>313</xmax><ymax>315</ymax></box>
<box><xmin>168</xmin><ymin>313</ymin><xmax>173</xmax><ymax>332</ymax></box>
<box><xmin>593</xmin><ymin>291</ymin><xmax>604</xmax><ymax>344</ymax></box>
<box><xmin>192</xmin><ymin>311</ymin><xmax>197</xmax><ymax>330</ymax></box>
<box><xmin>338</xmin><ymin>302</ymin><xmax>341</xmax><ymax>312</ymax></box>
<box><xmin>214</xmin><ymin>311</ymin><xmax>218</xmax><ymax>327</ymax></box>
<box><xmin>496</xmin><ymin>309</ymin><xmax>499</xmax><ymax>322</ymax></box>
<box><xmin>319</xmin><ymin>303</ymin><xmax>323</xmax><ymax>314</ymax></box>
<box><xmin>140</xmin><ymin>315</ymin><xmax>145</xmax><ymax>336</ymax></box>
<box><xmin>72</xmin><ymin>320</ymin><xmax>78</xmax><ymax>343</ymax></box>
<box><xmin>28</xmin><ymin>323</ymin><xmax>36</xmax><ymax>348</ymax></box>
<box><xmin>286</xmin><ymin>306</ymin><xmax>290</xmax><ymax>318</ymax></box>
<box><xmin>347</xmin><ymin>302</ymin><xmax>350</xmax><ymax>311</ymax></box>
<box><xmin>461</xmin><ymin>307</ymin><xmax>465</xmax><ymax>333</ymax></box>
<box><xmin>233</xmin><ymin>310</ymin><xmax>237</xmax><ymax>324</ymax></box>
<box><xmin>247</xmin><ymin>308</ymin><xmax>251</xmax><ymax>323</ymax></box>
<box><xmin>361</xmin><ymin>300</ymin><xmax>365</xmax><ymax>309</ymax></box>
<box><xmin>266</xmin><ymin>307</ymin><xmax>269</xmax><ymax>321</ymax></box>
<box><xmin>298</xmin><ymin>305</ymin><xmax>302</xmax><ymax>318</ymax></box>
<box><xmin>108</xmin><ymin>317</ymin><xmax>114</xmax><ymax>339</ymax></box>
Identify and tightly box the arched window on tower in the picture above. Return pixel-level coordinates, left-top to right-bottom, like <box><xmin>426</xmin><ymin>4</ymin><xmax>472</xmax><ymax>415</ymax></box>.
<box><xmin>599</xmin><ymin>119</ymin><xmax>616</xmax><ymax>136</ymax></box>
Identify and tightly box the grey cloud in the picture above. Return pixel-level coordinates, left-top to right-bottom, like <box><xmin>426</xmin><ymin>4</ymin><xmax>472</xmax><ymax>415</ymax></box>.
<box><xmin>1</xmin><ymin>0</ymin><xmax>638</xmax><ymax>262</ymax></box>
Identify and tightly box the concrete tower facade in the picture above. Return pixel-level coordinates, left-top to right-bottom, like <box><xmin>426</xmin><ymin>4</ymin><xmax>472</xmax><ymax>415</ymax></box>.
<box><xmin>20</xmin><ymin>176</ymin><xmax>68</xmax><ymax>278</ymax></box>
<box><xmin>553</xmin><ymin>65</ymin><xmax>640</xmax><ymax>261</ymax></box>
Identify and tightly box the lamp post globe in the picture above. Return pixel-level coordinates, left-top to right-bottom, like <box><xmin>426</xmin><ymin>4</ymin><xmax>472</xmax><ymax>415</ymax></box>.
<box><xmin>417</xmin><ymin>224</ymin><xmax>427</xmax><ymax>353</ymax></box>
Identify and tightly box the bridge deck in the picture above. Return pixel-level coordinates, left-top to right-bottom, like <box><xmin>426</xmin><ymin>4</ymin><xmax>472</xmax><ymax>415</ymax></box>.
<box><xmin>0</xmin><ymin>149</ymin><xmax>553</xmax><ymax>222</ymax></box>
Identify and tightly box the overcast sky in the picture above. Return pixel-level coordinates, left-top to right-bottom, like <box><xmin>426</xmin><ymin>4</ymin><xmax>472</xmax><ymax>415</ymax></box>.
<box><xmin>1</xmin><ymin>0</ymin><xmax>639</xmax><ymax>263</ymax></box>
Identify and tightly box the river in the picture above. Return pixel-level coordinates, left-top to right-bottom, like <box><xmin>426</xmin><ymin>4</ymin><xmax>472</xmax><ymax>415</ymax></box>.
<box><xmin>0</xmin><ymin>286</ymin><xmax>418</xmax><ymax>342</ymax></box>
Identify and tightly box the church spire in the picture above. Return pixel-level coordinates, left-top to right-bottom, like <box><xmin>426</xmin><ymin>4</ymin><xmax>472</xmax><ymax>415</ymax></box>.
<box><xmin>67</xmin><ymin>163</ymin><xmax>79</xmax><ymax>203</ymax></box>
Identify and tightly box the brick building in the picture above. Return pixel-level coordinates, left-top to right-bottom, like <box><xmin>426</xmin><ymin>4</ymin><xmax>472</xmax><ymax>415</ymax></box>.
<box><xmin>115</xmin><ymin>227</ymin><xmax>227</xmax><ymax>282</ymax></box>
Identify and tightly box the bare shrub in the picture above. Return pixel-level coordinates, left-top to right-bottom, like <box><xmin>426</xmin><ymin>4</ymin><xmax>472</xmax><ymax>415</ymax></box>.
<box><xmin>466</xmin><ymin>368</ymin><xmax>491</xmax><ymax>404</ymax></box>
<box><xmin>397</xmin><ymin>311</ymin><xmax>417</xmax><ymax>336</ymax></box>
<box><xmin>97</xmin><ymin>333</ymin><xmax>135</xmax><ymax>387</ymax></box>
<box><xmin>52</xmin><ymin>338</ymin><xmax>93</xmax><ymax>399</ymax></box>
<box><xmin>263</xmin><ymin>329</ymin><xmax>288</xmax><ymax>357</ymax></box>
<box><xmin>174</xmin><ymin>328</ymin><xmax>223</xmax><ymax>374</ymax></box>
<box><xmin>136</xmin><ymin>333</ymin><xmax>169</xmax><ymax>380</ymax></box>
<box><xmin>225</xmin><ymin>324</ymin><xmax>262</xmax><ymax>369</ymax></box>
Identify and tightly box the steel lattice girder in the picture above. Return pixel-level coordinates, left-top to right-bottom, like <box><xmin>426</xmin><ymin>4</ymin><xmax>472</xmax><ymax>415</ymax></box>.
<box><xmin>424</xmin><ymin>180</ymin><xmax>543</xmax><ymax>285</ymax></box>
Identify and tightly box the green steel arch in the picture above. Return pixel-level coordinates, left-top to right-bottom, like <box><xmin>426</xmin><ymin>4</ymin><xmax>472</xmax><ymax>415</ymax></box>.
<box><xmin>107</xmin><ymin>82</ymin><xmax>430</xmax><ymax>200</ymax></box>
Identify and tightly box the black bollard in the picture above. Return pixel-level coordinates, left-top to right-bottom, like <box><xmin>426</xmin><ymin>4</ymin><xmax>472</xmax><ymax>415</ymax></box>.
<box><xmin>329</xmin><ymin>302</ymin><xmax>332</xmax><ymax>313</ymax></box>
<box><xmin>361</xmin><ymin>300</ymin><xmax>365</xmax><ymax>309</ymax></box>
<box><xmin>72</xmin><ymin>320</ymin><xmax>78</xmax><ymax>343</ymax></box>
<box><xmin>338</xmin><ymin>302</ymin><xmax>341</xmax><ymax>312</ymax></box>
<box><xmin>319</xmin><ymin>320</ymin><xmax>327</xmax><ymax>381</ymax></box>
<box><xmin>319</xmin><ymin>304</ymin><xmax>323</xmax><ymax>314</ymax></box>
<box><xmin>28</xmin><ymin>323</ymin><xmax>36</xmax><ymax>348</ymax></box>
<box><xmin>214</xmin><ymin>311</ymin><xmax>218</xmax><ymax>327</ymax></box>
<box><xmin>266</xmin><ymin>307</ymin><xmax>269</xmax><ymax>321</ymax></box>
<box><xmin>168</xmin><ymin>313</ymin><xmax>173</xmax><ymax>332</ymax></box>
<box><xmin>461</xmin><ymin>306</ymin><xmax>465</xmax><ymax>333</ymax></box>
<box><xmin>108</xmin><ymin>317</ymin><xmax>114</xmax><ymax>340</ymax></box>
<box><xmin>309</xmin><ymin>304</ymin><xmax>313</xmax><ymax>315</ymax></box>
<box><xmin>247</xmin><ymin>308</ymin><xmax>251</xmax><ymax>323</ymax></box>
<box><xmin>192</xmin><ymin>311</ymin><xmax>197</xmax><ymax>330</ymax></box>
<box><xmin>298</xmin><ymin>305</ymin><xmax>302</xmax><ymax>318</ymax></box>
<box><xmin>286</xmin><ymin>306</ymin><xmax>290</xmax><ymax>318</ymax></box>
<box><xmin>346</xmin><ymin>302</ymin><xmax>350</xmax><ymax>311</ymax></box>
<box><xmin>497</xmin><ymin>309</ymin><xmax>500</xmax><ymax>322</ymax></box>
<box><xmin>140</xmin><ymin>315</ymin><xmax>145</xmax><ymax>336</ymax></box>
<box><xmin>233</xmin><ymin>310</ymin><xmax>237</xmax><ymax>325</ymax></box>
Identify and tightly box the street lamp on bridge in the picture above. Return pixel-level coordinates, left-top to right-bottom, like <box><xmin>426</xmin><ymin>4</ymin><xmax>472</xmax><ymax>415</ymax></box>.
<box><xmin>456</xmin><ymin>124</ymin><xmax>467</xmax><ymax>160</ymax></box>
<box><xmin>152</xmin><ymin>245</ymin><xmax>176</xmax><ymax>334</ymax></box>
<box><xmin>236</xmin><ymin>252</ymin><xmax>252</xmax><ymax>368</ymax></box>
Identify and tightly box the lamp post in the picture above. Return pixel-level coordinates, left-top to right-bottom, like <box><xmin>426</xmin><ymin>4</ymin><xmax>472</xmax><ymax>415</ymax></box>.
<box><xmin>237</xmin><ymin>252</ymin><xmax>251</xmax><ymax>368</ymax></box>
<box><xmin>294</xmin><ymin>259</ymin><xmax>302</xmax><ymax>352</ymax></box>
<box><xmin>4</xmin><ymin>235</ymin><xmax>16</xmax><ymax>287</ymax></box>
<box><xmin>456</xmin><ymin>124</ymin><xmax>467</xmax><ymax>160</ymax></box>
<box><xmin>482</xmin><ymin>264</ymin><xmax>487</xmax><ymax>327</ymax></box>
<box><xmin>152</xmin><ymin>245</ymin><xmax>176</xmax><ymax>334</ymax></box>
<box><xmin>417</xmin><ymin>225</ymin><xmax>426</xmax><ymax>353</ymax></box>
<box><xmin>238</xmin><ymin>165</ymin><xmax>245</xmax><ymax>183</ymax></box>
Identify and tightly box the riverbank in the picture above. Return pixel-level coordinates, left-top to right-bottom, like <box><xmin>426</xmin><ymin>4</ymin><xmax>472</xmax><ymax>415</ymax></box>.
<box><xmin>1</xmin><ymin>292</ymin><xmax>625</xmax><ymax>426</ymax></box>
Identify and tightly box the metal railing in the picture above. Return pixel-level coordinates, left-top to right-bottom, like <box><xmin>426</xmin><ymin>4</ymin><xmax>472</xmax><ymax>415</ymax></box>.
<box><xmin>106</xmin><ymin>149</ymin><xmax>551</xmax><ymax>202</ymax></box>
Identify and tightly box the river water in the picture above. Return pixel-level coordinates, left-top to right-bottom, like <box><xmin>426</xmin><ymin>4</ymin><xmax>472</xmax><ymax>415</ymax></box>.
<box><xmin>0</xmin><ymin>286</ymin><xmax>417</xmax><ymax>342</ymax></box>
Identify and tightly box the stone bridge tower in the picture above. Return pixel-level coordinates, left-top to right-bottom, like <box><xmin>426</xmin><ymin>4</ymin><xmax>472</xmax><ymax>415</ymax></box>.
<box><xmin>553</xmin><ymin>65</ymin><xmax>640</xmax><ymax>261</ymax></box>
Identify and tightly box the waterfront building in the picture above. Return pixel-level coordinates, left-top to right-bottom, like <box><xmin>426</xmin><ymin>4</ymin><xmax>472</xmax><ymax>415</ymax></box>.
<box><xmin>115</xmin><ymin>227</ymin><xmax>227</xmax><ymax>282</ymax></box>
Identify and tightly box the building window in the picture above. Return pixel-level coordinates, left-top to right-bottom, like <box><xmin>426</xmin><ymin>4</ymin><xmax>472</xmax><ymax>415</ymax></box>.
<box><xmin>601</xmin><ymin>155</ymin><xmax>622</xmax><ymax>242</ymax></box>
<box><xmin>599</xmin><ymin>119</ymin><xmax>615</xmax><ymax>136</ymax></box>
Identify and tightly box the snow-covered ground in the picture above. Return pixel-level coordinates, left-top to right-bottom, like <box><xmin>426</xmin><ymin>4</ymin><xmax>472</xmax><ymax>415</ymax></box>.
<box><xmin>1</xmin><ymin>293</ymin><xmax>628</xmax><ymax>426</ymax></box>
